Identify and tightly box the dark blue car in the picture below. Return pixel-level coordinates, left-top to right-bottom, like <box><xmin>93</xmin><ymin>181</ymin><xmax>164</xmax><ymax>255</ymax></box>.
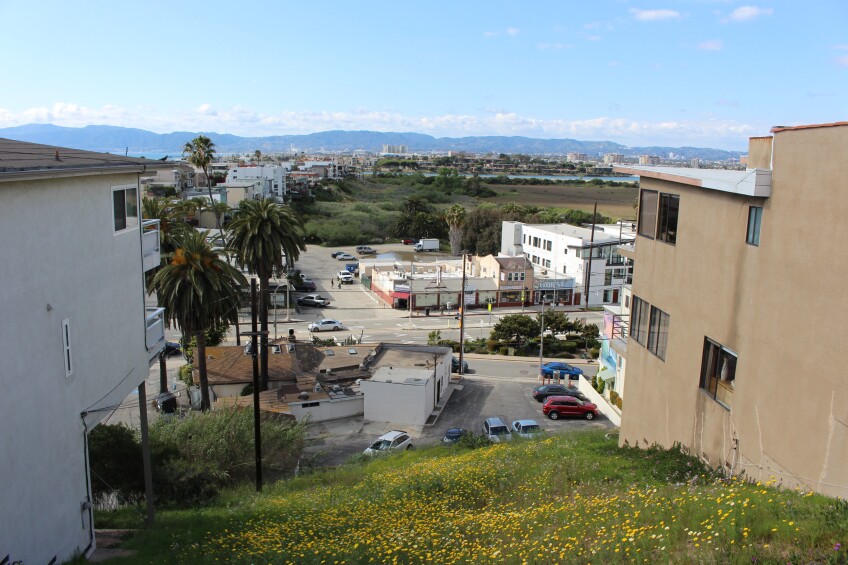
<box><xmin>540</xmin><ymin>361</ymin><xmax>583</xmax><ymax>378</ymax></box>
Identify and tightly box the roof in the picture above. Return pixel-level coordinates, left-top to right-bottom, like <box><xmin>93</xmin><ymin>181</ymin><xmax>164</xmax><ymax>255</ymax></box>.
<box><xmin>770</xmin><ymin>121</ymin><xmax>848</xmax><ymax>133</ymax></box>
<box><xmin>370</xmin><ymin>367</ymin><xmax>433</xmax><ymax>385</ymax></box>
<box><xmin>0</xmin><ymin>138</ymin><xmax>173</xmax><ymax>180</ymax></box>
<box><xmin>494</xmin><ymin>255</ymin><xmax>530</xmax><ymax>270</ymax></box>
<box><xmin>613</xmin><ymin>165</ymin><xmax>772</xmax><ymax>198</ymax></box>
<box><xmin>370</xmin><ymin>344</ymin><xmax>451</xmax><ymax>370</ymax></box>
<box><xmin>522</xmin><ymin>223</ymin><xmax>624</xmax><ymax>245</ymax></box>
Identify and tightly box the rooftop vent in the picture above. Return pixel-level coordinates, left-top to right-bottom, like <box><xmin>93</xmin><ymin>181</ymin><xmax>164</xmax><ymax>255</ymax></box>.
<box><xmin>298</xmin><ymin>391</ymin><xmax>309</xmax><ymax>400</ymax></box>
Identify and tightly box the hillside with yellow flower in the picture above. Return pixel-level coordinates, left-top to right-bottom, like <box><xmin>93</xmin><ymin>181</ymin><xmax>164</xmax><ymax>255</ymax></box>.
<box><xmin>92</xmin><ymin>430</ymin><xmax>846</xmax><ymax>564</ymax></box>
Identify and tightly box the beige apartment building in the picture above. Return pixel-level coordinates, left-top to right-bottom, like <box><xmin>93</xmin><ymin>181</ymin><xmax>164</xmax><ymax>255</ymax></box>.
<box><xmin>614</xmin><ymin>122</ymin><xmax>848</xmax><ymax>498</ymax></box>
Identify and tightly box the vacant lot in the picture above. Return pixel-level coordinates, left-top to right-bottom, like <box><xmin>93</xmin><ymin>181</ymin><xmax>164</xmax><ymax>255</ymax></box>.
<box><xmin>488</xmin><ymin>183</ymin><xmax>638</xmax><ymax>219</ymax></box>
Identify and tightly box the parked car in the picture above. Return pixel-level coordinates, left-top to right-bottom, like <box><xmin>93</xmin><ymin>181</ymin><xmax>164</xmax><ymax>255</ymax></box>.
<box><xmin>356</xmin><ymin>246</ymin><xmax>376</xmax><ymax>255</ymax></box>
<box><xmin>451</xmin><ymin>357</ymin><xmax>469</xmax><ymax>373</ymax></box>
<box><xmin>542</xmin><ymin>396</ymin><xmax>598</xmax><ymax>420</ymax></box>
<box><xmin>364</xmin><ymin>430</ymin><xmax>413</xmax><ymax>455</ymax></box>
<box><xmin>337</xmin><ymin>271</ymin><xmax>354</xmax><ymax>284</ymax></box>
<box><xmin>401</xmin><ymin>238</ymin><xmax>415</xmax><ymax>245</ymax></box>
<box><xmin>540</xmin><ymin>361</ymin><xmax>584</xmax><ymax>378</ymax></box>
<box><xmin>307</xmin><ymin>319</ymin><xmax>344</xmax><ymax>332</ymax></box>
<box><xmin>511</xmin><ymin>419</ymin><xmax>544</xmax><ymax>439</ymax></box>
<box><xmin>163</xmin><ymin>341</ymin><xmax>182</xmax><ymax>357</ymax></box>
<box><xmin>297</xmin><ymin>294</ymin><xmax>329</xmax><ymax>307</ymax></box>
<box><xmin>442</xmin><ymin>428</ymin><xmax>468</xmax><ymax>444</ymax></box>
<box><xmin>336</xmin><ymin>253</ymin><xmax>356</xmax><ymax>261</ymax></box>
<box><xmin>532</xmin><ymin>384</ymin><xmax>589</xmax><ymax>403</ymax></box>
<box><xmin>482</xmin><ymin>417</ymin><xmax>513</xmax><ymax>443</ymax></box>
<box><xmin>330</xmin><ymin>250</ymin><xmax>345</xmax><ymax>258</ymax></box>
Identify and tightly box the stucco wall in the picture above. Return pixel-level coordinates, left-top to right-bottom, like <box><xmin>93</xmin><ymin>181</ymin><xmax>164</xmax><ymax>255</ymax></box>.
<box><xmin>0</xmin><ymin>172</ymin><xmax>151</xmax><ymax>563</ymax></box>
<box><xmin>361</xmin><ymin>379</ymin><xmax>433</xmax><ymax>426</ymax></box>
<box><xmin>620</xmin><ymin>125</ymin><xmax>848</xmax><ymax>498</ymax></box>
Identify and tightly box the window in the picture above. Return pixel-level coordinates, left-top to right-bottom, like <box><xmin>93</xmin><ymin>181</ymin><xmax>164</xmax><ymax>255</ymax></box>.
<box><xmin>545</xmin><ymin>240</ymin><xmax>552</xmax><ymax>251</ymax></box>
<box><xmin>62</xmin><ymin>319</ymin><xmax>73</xmax><ymax>378</ymax></box>
<box><xmin>113</xmin><ymin>186</ymin><xmax>138</xmax><ymax>232</ymax></box>
<box><xmin>604</xmin><ymin>270</ymin><xmax>613</xmax><ymax>285</ymax></box>
<box><xmin>630</xmin><ymin>296</ymin><xmax>649</xmax><ymax>345</ymax></box>
<box><xmin>647</xmin><ymin>306</ymin><xmax>670</xmax><ymax>360</ymax></box>
<box><xmin>638</xmin><ymin>190</ymin><xmax>658</xmax><ymax>238</ymax></box>
<box><xmin>657</xmin><ymin>194</ymin><xmax>680</xmax><ymax>244</ymax></box>
<box><xmin>746</xmin><ymin>206</ymin><xmax>762</xmax><ymax>246</ymax></box>
<box><xmin>603</xmin><ymin>289</ymin><xmax>612</xmax><ymax>302</ymax></box>
<box><xmin>700</xmin><ymin>338</ymin><xmax>737</xmax><ymax>408</ymax></box>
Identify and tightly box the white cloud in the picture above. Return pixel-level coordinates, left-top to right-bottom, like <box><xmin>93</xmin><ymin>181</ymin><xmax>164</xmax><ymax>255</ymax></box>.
<box><xmin>698</xmin><ymin>39</ymin><xmax>723</xmax><ymax>51</ymax></box>
<box><xmin>484</xmin><ymin>28</ymin><xmax>519</xmax><ymax>38</ymax></box>
<box><xmin>0</xmin><ymin>102</ymin><xmax>761</xmax><ymax>148</ymax></box>
<box><xmin>725</xmin><ymin>6</ymin><xmax>773</xmax><ymax>22</ymax></box>
<box><xmin>630</xmin><ymin>9</ymin><xmax>682</xmax><ymax>21</ymax></box>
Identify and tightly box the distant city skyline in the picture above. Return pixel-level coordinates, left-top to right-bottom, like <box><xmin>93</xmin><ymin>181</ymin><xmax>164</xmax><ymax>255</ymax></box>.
<box><xmin>1</xmin><ymin>1</ymin><xmax>846</xmax><ymax>150</ymax></box>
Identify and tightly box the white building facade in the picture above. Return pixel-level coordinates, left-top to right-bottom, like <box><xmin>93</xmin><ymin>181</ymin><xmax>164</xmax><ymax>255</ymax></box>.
<box><xmin>226</xmin><ymin>165</ymin><xmax>287</xmax><ymax>199</ymax></box>
<box><xmin>0</xmin><ymin>139</ymin><xmax>168</xmax><ymax>563</ymax></box>
<box><xmin>501</xmin><ymin>221</ymin><xmax>633</xmax><ymax>307</ymax></box>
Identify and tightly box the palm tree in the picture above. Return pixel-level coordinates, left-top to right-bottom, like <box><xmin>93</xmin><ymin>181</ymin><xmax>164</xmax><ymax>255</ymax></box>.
<box><xmin>142</xmin><ymin>196</ymin><xmax>190</xmax><ymax>254</ymax></box>
<box><xmin>445</xmin><ymin>204</ymin><xmax>467</xmax><ymax>256</ymax></box>
<box><xmin>227</xmin><ymin>198</ymin><xmax>306</xmax><ymax>390</ymax></box>
<box><xmin>183</xmin><ymin>135</ymin><xmax>222</xmax><ymax>232</ymax></box>
<box><xmin>151</xmin><ymin>231</ymin><xmax>246</xmax><ymax>410</ymax></box>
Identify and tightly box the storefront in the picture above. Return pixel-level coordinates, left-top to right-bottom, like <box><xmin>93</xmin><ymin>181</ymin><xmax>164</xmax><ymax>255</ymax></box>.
<box><xmin>534</xmin><ymin>278</ymin><xmax>577</xmax><ymax>305</ymax></box>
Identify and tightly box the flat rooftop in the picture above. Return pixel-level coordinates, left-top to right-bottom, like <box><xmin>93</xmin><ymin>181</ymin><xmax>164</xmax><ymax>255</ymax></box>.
<box><xmin>613</xmin><ymin>165</ymin><xmax>771</xmax><ymax>198</ymax></box>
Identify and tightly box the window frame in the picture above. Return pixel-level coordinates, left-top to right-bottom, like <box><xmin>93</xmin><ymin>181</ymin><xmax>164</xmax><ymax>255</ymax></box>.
<box><xmin>630</xmin><ymin>296</ymin><xmax>649</xmax><ymax>345</ymax></box>
<box><xmin>112</xmin><ymin>185</ymin><xmax>139</xmax><ymax>233</ymax></box>
<box><xmin>656</xmin><ymin>193</ymin><xmax>680</xmax><ymax>245</ymax></box>
<box><xmin>62</xmin><ymin>318</ymin><xmax>73</xmax><ymax>378</ymax></box>
<box><xmin>638</xmin><ymin>189</ymin><xmax>659</xmax><ymax>239</ymax></box>
<box><xmin>646</xmin><ymin>305</ymin><xmax>670</xmax><ymax>360</ymax></box>
<box><xmin>699</xmin><ymin>338</ymin><xmax>737</xmax><ymax>409</ymax></box>
<box><xmin>746</xmin><ymin>206</ymin><xmax>762</xmax><ymax>246</ymax></box>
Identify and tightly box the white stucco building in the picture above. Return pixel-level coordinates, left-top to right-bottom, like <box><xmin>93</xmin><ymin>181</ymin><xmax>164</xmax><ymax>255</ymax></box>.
<box><xmin>0</xmin><ymin>139</ymin><xmax>170</xmax><ymax>563</ymax></box>
<box><xmin>501</xmin><ymin>221</ymin><xmax>634</xmax><ymax>307</ymax></box>
<box><xmin>226</xmin><ymin>165</ymin><xmax>288</xmax><ymax>199</ymax></box>
<box><xmin>360</xmin><ymin>344</ymin><xmax>453</xmax><ymax>426</ymax></box>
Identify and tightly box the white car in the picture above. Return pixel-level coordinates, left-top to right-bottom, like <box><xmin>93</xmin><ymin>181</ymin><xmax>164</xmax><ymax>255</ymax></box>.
<box><xmin>337</xmin><ymin>270</ymin><xmax>354</xmax><ymax>284</ymax></box>
<box><xmin>511</xmin><ymin>419</ymin><xmax>544</xmax><ymax>439</ymax></box>
<box><xmin>364</xmin><ymin>431</ymin><xmax>413</xmax><ymax>455</ymax></box>
<box><xmin>308</xmin><ymin>319</ymin><xmax>343</xmax><ymax>332</ymax></box>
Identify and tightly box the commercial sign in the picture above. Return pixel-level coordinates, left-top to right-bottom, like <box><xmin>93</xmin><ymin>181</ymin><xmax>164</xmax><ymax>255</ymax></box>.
<box><xmin>395</xmin><ymin>284</ymin><xmax>410</xmax><ymax>293</ymax></box>
<box><xmin>534</xmin><ymin>279</ymin><xmax>573</xmax><ymax>290</ymax></box>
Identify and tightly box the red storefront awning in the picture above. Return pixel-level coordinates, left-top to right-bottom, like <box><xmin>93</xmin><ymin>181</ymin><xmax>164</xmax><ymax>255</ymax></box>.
<box><xmin>391</xmin><ymin>291</ymin><xmax>410</xmax><ymax>299</ymax></box>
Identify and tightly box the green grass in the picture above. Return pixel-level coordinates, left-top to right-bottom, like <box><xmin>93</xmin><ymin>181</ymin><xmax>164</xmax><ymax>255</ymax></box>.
<box><xmin>92</xmin><ymin>430</ymin><xmax>848</xmax><ymax>564</ymax></box>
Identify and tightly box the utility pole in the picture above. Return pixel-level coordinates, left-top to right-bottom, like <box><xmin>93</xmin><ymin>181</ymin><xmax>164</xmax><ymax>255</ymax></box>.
<box><xmin>584</xmin><ymin>202</ymin><xmax>598</xmax><ymax>310</ymax></box>
<box><xmin>538</xmin><ymin>307</ymin><xmax>545</xmax><ymax>381</ymax></box>
<box><xmin>246</xmin><ymin>279</ymin><xmax>264</xmax><ymax>492</ymax></box>
<box><xmin>458</xmin><ymin>253</ymin><xmax>468</xmax><ymax>377</ymax></box>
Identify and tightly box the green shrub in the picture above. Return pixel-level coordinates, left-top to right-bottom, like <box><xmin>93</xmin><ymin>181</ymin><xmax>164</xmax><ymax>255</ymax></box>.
<box><xmin>456</xmin><ymin>432</ymin><xmax>492</xmax><ymax>449</ymax></box>
<box><xmin>590</xmin><ymin>347</ymin><xmax>600</xmax><ymax>359</ymax></box>
<box><xmin>178</xmin><ymin>364</ymin><xmax>193</xmax><ymax>388</ymax></box>
<box><xmin>560</xmin><ymin>341</ymin><xmax>578</xmax><ymax>353</ymax></box>
<box><xmin>498</xmin><ymin>346</ymin><xmax>509</xmax><ymax>355</ymax></box>
<box><xmin>88</xmin><ymin>424</ymin><xmax>144</xmax><ymax>504</ymax></box>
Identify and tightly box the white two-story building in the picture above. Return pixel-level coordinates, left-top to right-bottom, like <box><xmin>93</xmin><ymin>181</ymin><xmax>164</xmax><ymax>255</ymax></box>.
<box><xmin>0</xmin><ymin>139</ymin><xmax>170</xmax><ymax>563</ymax></box>
<box><xmin>226</xmin><ymin>164</ymin><xmax>288</xmax><ymax>199</ymax></box>
<box><xmin>501</xmin><ymin>220</ymin><xmax>634</xmax><ymax>307</ymax></box>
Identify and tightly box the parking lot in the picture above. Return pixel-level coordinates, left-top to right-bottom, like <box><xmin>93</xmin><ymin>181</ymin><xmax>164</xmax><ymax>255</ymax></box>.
<box><xmin>304</xmin><ymin>370</ymin><xmax>615</xmax><ymax>467</ymax></box>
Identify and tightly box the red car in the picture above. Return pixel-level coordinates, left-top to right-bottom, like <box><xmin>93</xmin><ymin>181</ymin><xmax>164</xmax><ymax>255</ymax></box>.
<box><xmin>542</xmin><ymin>395</ymin><xmax>599</xmax><ymax>420</ymax></box>
<box><xmin>401</xmin><ymin>238</ymin><xmax>415</xmax><ymax>245</ymax></box>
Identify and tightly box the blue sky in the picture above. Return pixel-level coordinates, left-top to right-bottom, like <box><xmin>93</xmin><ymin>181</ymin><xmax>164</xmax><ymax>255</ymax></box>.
<box><xmin>1</xmin><ymin>0</ymin><xmax>845</xmax><ymax>150</ymax></box>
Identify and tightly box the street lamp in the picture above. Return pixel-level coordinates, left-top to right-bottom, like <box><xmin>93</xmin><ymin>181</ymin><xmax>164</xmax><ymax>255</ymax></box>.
<box><xmin>458</xmin><ymin>252</ymin><xmax>469</xmax><ymax>377</ymax></box>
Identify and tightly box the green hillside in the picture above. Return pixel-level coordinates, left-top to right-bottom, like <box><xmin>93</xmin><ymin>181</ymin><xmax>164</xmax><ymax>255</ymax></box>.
<box><xmin>94</xmin><ymin>430</ymin><xmax>846</xmax><ymax>564</ymax></box>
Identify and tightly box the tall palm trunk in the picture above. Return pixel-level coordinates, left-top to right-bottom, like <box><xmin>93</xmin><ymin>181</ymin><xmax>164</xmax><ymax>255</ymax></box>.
<box><xmin>259</xmin><ymin>275</ymin><xmax>269</xmax><ymax>391</ymax></box>
<box><xmin>196</xmin><ymin>330</ymin><xmax>211</xmax><ymax>410</ymax></box>
<box><xmin>203</xmin><ymin>165</ymin><xmax>223</xmax><ymax>233</ymax></box>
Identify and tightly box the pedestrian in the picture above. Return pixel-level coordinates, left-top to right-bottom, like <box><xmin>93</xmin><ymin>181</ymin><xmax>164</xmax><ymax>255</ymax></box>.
<box><xmin>331</xmin><ymin>278</ymin><xmax>334</xmax><ymax>288</ymax></box>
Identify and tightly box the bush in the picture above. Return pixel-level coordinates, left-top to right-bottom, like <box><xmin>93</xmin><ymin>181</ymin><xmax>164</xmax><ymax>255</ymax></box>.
<box><xmin>590</xmin><ymin>347</ymin><xmax>600</xmax><ymax>359</ymax></box>
<box><xmin>609</xmin><ymin>390</ymin><xmax>623</xmax><ymax>409</ymax></box>
<box><xmin>178</xmin><ymin>364</ymin><xmax>194</xmax><ymax>388</ymax></box>
<box><xmin>561</xmin><ymin>341</ymin><xmax>578</xmax><ymax>353</ymax></box>
<box><xmin>498</xmin><ymin>346</ymin><xmax>509</xmax><ymax>356</ymax></box>
<box><xmin>456</xmin><ymin>432</ymin><xmax>493</xmax><ymax>449</ymax></box>
<box><xmin>88</xmin><ymin>424</ymin><xmax>144</xmax><ymax>505</ymax></box>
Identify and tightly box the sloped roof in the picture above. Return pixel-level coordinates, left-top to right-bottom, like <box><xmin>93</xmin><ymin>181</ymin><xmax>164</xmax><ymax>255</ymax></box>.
<box><xmin>0</xmin><ymin>137</ymin><xmax>172</xmax><ymax>178</ymax></box>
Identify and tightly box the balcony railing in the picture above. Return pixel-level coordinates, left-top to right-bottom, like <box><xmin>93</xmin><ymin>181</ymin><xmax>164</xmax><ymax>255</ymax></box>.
<box><xmin>145</xmin><ymin>307</ymin><xmax>166</xmax><ymax>358</ymax></box>
<box><xmin>142</xmin><ymin>219</ymin><xmax>161</xmax><ymax>273</ymax></box>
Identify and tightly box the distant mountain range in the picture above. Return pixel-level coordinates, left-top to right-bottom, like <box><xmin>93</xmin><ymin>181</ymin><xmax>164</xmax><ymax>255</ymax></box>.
<box><xmin>0</xmin><ymin>123</ymin><xmax>744</xmax><ymax>161</ymax></box>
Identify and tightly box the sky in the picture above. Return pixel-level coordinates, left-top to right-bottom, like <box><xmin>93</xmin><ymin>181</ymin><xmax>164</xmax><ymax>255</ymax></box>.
<box><xmin>0</xmin><ymin>0</ymin><xmax>846</xmax><ymax>150</ymax></box>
